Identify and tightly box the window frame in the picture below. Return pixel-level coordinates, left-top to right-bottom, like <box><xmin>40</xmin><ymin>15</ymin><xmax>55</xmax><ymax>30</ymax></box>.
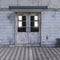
<box><xmin>30</xmin><ymin>16</ymin><xmax>39</xmax><ymax>32</ymax></box>
<box><xmin>18</xmin><ymin>16</ymin><xmax>26</xmax><ymax>32</ymax></box>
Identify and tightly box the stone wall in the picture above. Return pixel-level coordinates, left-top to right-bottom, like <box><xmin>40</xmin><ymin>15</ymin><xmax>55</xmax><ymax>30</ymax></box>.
<box><xmin>0</xmin><ymin>0</ymin><xmax>60</xmax><ymax>8</ymax></box>
<box><xmin>41</xmin><ymin>11</ymin><xmax>60</xmax><ymax>46</ymax></box>
<box><xmin>0</xmin><ymin>11</ymin><xmax>15</xmax><ymax>45</ymax></box>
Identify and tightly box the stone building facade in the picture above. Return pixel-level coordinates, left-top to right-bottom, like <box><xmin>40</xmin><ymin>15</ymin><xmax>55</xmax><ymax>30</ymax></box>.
<box><xmin>0</xmin><ymin>0</ymin><xmax>60</xmax><ymax>47</ymax></box>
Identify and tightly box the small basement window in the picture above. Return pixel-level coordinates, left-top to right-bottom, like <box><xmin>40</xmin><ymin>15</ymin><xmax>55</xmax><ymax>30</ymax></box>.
<box><xmin>31</xmin><ymin>16</ymin><xmax>39</xmax><ymax>32</ymax></box>
<box><xmin>18</xmin><ymin>16</ymin><xmax>26</xmax><ymax>32</ymax></box>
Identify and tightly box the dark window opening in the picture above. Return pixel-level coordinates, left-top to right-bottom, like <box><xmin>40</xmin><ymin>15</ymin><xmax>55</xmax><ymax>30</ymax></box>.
<box><xmin>22</xmin><ymin>16</ymin><xmax>26</xmax><ymax>21</ymax></box>
<box><xmin>18</xmin><ymin>27</ymin><xmax>26</xmax><ymax>32</ymax></box>
<box><xmin>22</xmin><ymin>22</ymin><xmax>26</xmax><ymax>26</ymax></box>
<box><xmin>31</xmin><ymin>22</ymin><xmax>34</xmax><ymax>26</ymax></box>
<box><xmin>31</xmin><ymin>16</ymin><xmax>34</xmax><ymax>21</ymax></box>
<box><xmin>31</xmin><ymin>27</ymin><xmax>39</xmax><ymax>32</ymax></box>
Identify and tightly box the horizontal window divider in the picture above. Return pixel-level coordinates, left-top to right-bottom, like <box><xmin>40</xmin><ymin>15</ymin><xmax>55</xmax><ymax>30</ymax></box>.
<box><xmin>18</xmin><ymin>20</ymin><xmax>26</xmax><ymax>22</ymax></box>
<box><xmin>18</xmin><ymin>26</ymin><xmax>38</xmax><ymax>28</ymax></box>
<box><xmin>22</xmin><ymin>21</ymin><xmax>26</xmax><ymax>22</ymax></box>
<box><xmin>34</xmin><ymin>20</ymin><xmax>39</xmax><ymax>21</ymax></box>
<box><xmin>18</xmin><ymin>26</ymin><xmax>26</xmax><ymax>28</ymax></box>
<box><xmin>31</xmin><ymin>26</ymin><xmax>39</xmax><ymax>28</ymax></box>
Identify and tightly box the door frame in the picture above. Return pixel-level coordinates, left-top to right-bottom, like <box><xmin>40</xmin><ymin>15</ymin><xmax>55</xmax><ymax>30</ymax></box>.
<box><xmin>14</xmin><ymin>12</ymin><xmax>41</xmax><ymax>46</ymax></box>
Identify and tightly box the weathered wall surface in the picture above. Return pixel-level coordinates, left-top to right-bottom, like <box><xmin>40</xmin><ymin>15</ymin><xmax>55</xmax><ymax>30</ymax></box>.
<box><xmin>0</xmin><ymin>0</ymin><xmax>60</xmax><ymax>46</ymax></box>
<box><xmin>0</xmin><ymin>0</ymin><xmax>17</xmax><ymax>8</ymax></box>
<box><xmin>0</xmin><ymin>11</ymin><xmax>60</xmax><ymax>46</ymax></box>
<box><xmin>0</xmin><ymin>0</ymin><xmax>60</xmax><ymax>8</ymax></box>
<box><xmin>41</xmin><ymin>11</ymin><xmax>60</xmax><ymax>46</ymax></box>
<box><xmin>18</xmin><ymin>0</ymin><xmax>39</xmax><ymax>6</ymax></box>
<box><xmin>0</xmin><ymin>11</ymin><xmax>15</xmax><ymax>45</ymax></box>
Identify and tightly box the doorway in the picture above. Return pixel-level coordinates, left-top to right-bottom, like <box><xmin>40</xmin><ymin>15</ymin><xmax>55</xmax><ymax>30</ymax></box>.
<box><xmin>15</xmin><ymin>13</ymin><xmax>41</xmax><ymax>46</ymax></box>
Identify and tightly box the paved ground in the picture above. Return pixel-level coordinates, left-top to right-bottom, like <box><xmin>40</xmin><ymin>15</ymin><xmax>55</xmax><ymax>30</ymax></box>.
<box><xmin>0</xmin><ymin>46</ymin><xmax>60</xmax><ymax>60</ymax></box>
